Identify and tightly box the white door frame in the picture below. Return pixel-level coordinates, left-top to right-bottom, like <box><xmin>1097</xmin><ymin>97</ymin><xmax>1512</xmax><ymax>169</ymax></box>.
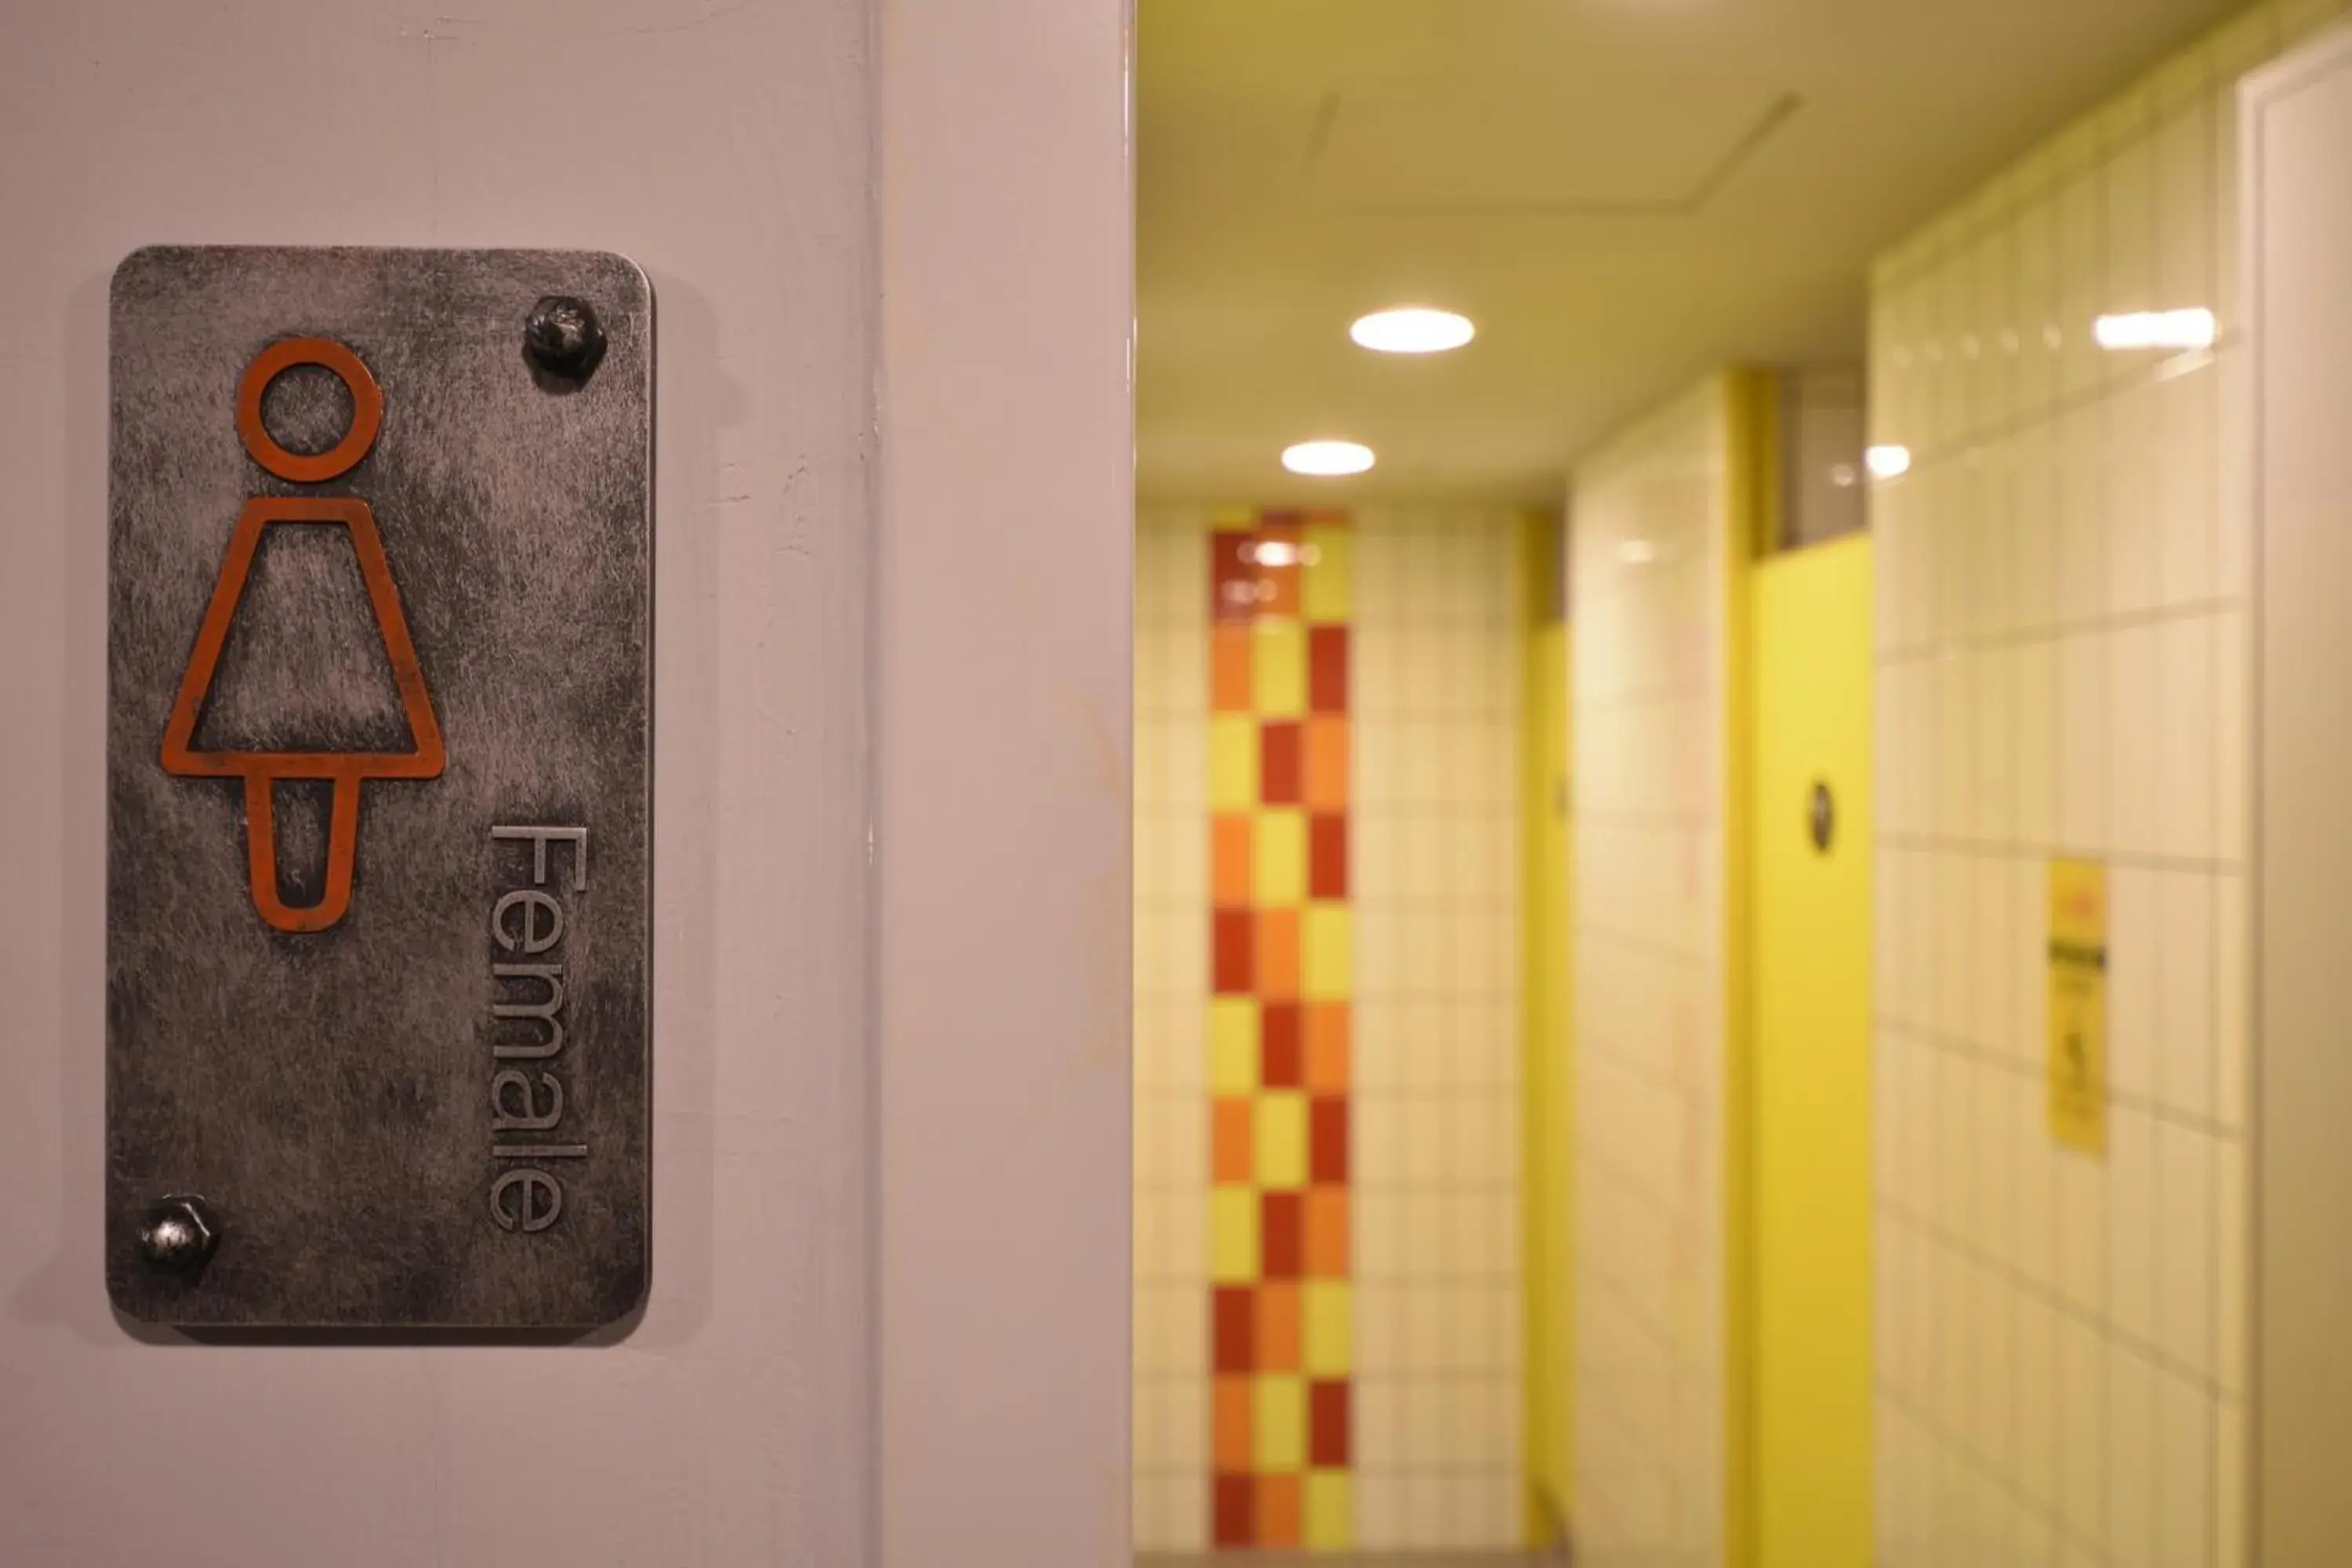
<box><xmin>2247</xmin><ymin>20</ymin><xmax>2352</xmax><ymax>1564</ymax></box>
<box><xmin>876</xmin><ymin>3</ymin><xmax>1136</xmax><ymax>1563</ymax></box>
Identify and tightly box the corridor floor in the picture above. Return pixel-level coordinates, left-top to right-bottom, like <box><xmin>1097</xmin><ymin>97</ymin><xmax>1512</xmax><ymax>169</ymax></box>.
<box><xmin>1135</xmin><ymin>1555</ymin><xmax>1551</xmax><ymax>1566</ymax></box>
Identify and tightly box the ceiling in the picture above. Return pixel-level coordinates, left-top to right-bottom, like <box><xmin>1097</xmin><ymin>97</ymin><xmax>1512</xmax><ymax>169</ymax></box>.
<box><xmin>1137</xmin><ymin>0</ymin><xmax>2251</xmax><ymax>503</ymax></box>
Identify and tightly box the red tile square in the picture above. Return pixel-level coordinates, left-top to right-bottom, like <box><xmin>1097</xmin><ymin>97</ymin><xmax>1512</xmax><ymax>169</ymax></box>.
<box><xmin>1261</xmin><ymin>1002</ymin><xmax>1303</xmax><ymax>1088</ymax></box>
<box><xmin>1261</xmin><ymin>721</ymin><xmax>1303</xmax><ymax>805</ymax></box>
<box><xmin>1213</xmin><ymin>1285</ymin><xmax>1255</xmax><ymax>1375</ymax></box>
<box><xmin>1213</xmin><ymin>909</ymin><xmax>1254</xmax><ymax>994</ymax></box>
<box><xmin>1310</xmin><ymin>1096</ymin><xmax>1349</xmax><ymax>1185</ymax></box>
<box><xmin>1308</xmin><ymin>812</ymin><xmax>1348</xmax><ymax>899</ymax></box>
<box><xmin>1211</xmin><ymin>532</ymin><xmax>1258</xmax><ymax>624</ymax></box>
<box><xmin>1308</xmin><ymin>625</ymin><xmax>1348</xmax><ymax>710</ymax></box>
<box><xmin>1309</xmin><ymin>1380</ymin><xmax>1352</xmax><ymax>1467</ymax></box>
<box><xmin>1262</xmin><ymin>1191</ymin><xmax>1305</xmax><ymax>1278</ymax></box>
<box><xmin>1213</xmin><ymin>1472</ymin><xmax>1256</xmax><ymax>1547</ymax></box>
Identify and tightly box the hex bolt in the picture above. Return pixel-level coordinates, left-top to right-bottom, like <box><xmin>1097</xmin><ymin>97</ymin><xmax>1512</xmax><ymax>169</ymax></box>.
<box><xmin>137</xmin><ymin>1195</ymin><xmax>220</xmax><ymax>1272</ymax></box>
<box><xmin>522</xmin><ymin>296</ymin><xmax>606</xmax><ymax>384</ymax></box>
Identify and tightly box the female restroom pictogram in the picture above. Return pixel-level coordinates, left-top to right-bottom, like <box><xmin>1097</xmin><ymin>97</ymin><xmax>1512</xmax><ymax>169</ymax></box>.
<box><xmin>158</xmin><ymin>336</ymin><xmax>445</xmax><ymax>934</ymax></box>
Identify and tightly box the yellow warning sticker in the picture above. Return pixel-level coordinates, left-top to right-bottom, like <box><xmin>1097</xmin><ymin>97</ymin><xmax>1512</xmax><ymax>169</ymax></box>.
<box><xmin>2047</xmin><ymin>858</ymin><xmax>2107</xmax><ymax>1155</ymax></box>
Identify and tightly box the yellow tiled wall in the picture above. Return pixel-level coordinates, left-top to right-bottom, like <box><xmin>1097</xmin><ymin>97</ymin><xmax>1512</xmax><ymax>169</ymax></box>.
<box><xmin>1134</xmin><ymin>505</ymin><xmax>1526</xmax><ymax>1552</ymax></box>
<box><xmin>1565</xmin><ymin>376</ymin><xmax>1744</xmax><ymax>1565</ymax></box>
<box><xmin>1864</xmin><ymin>4</ymin><xmax>2352</xmax><ymax>1562</ymax></box>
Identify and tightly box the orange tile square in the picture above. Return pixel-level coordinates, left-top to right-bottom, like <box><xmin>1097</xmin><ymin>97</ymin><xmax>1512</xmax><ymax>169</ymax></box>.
<box><xmin>1304</xmin><ymin>1003</ymin><xmax>1349</xmax><ymax>1092</ymax></box>
<box><xmin>1212</xmin><ymin>814</ymin><xmax>1254</xmax><ymax>906</ymax></box>
<box><xmin>1257</xmin><ymin>1473</ymin><xmax>1303</xmax><ymax>1548</ymax></box>
<box><xmin>1257</xmin><ymin>1279</ymin><xmax>1302</xmax><ymax>1373</ymax></box>
<box><xmin>1212</xmin><ymin>624</ymin><xmax>1254</xmax><ymax>711</ymax></box>
<box><xmin>1214</xmin><ymin>1375</ymin><xmax>1254</xmax><ymax>1471</ymax></box>
<box><xmin>1305</xmin><ymin>1188</ymin><xmax>1349</xmax><ymax>1276</ymax></box>
<box><xmin>1213</xmin><ymin>1096</ymin><xmax>1255</xmax><ymax>1185</ymax></box>
<box><xmin>1304</xmin><ymin>717</ymin><xmax>1348</xmax><ymax>811</ymax></box>
<box><xmin>1256</xmin><ymin>906</ymin><xmax>1301</xmax><ymax>1001</ymax></box>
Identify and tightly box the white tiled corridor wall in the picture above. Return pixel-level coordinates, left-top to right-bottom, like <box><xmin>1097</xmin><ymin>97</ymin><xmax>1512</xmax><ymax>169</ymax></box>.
<box><xmin>1135</xmin><ymin>510</ymin><xmax>1213</xmax><ymax>1552</ymax></box>
<box><xmin>1352</xmin><ymin>510</ymin><xmax>1525</xmax><ymax>1550</ymax></box>
<box><xmin>1864</xmin><ymin>5</ymin><xmax>2352</xmax><ymax>1563</ymax></box>
<box><xmin>1131</xmin><ymin>506</ymin><xmax>1526</xmax><ymax>1552</ymax></box>
<box><xmin>1566</xmin><ymin>379</ymin><xmax>1735</xmax><ymax>1568</ymax></box>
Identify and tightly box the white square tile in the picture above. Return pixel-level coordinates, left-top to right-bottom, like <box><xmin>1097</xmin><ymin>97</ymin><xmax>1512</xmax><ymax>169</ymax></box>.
<box><xmin>2057</xmin><ymin>1312</ymin><xmax>2111</xmax><ymax>1546</ymax></box>
<box><xmin>2156</xmin><ymin>93</ymin><xmax>2216</xmax><ymax>308</ymax></box>
<box><xmin>1976</xmin><ymin>645</ymin><xmax>2018</xmax><ymax>845</ymax></box>
<box><xmin>2016</xmin><ymin>639</ymin><xmax>2059</xmax><ymax>845</ymax></box>
<box><xmin>2154</xmin><ymin>1370</ymin><xmax>2212</xmax><ymax>1568</ymax></box>
<box><xmin>2016</xmin><ymin>1290</ymin><xmax>2062</xmax><ymax>1509</ymax></box>
<box><xmin>2107</xmin><ymin>623</ymin><xmax>2160</xmax><ymax>856</ymax></box>
<box><xmin>2109</xmin><ymin>1105</ymin><xmax>2160</xmax><ymax>1349</ymax></box>
<box><xmin>2108</xmin><ymin>866</ymin><xmax>2158</xmax><ymax>1103</ymax></box>
<box><xmin>2016</xmin><ymin>194</ymin><xmax>2060</xmax><ymax>422</ymax></box>
<box><xmin>2107</xmin><ymin>1346</ymin><xmax>2159</xmax><ymax>1566</ymax></box>
<box><xmin>2154</xmin><ymin>1120</ymin><xmax>2216</xmax><ymax>1381</ymax></box>
<box><xmin>2107</xmin><ymin>380</ymin><xmax>2163</xmax><ymax>615</ymax></box>
<box><xmin>2155</xmin><ymin>870</ymin><xmax>2216</xmax><ymax>1120</ymax></box>
<box><xmin>2154</xmin><ymin>614</ymin><xmax>2217</xmax><ymax>862</ymax></box>
<box><xmin>2060</xmin><ymin>169</ymin><xmax>2109</xmax><ymax>398</ymax></box>
<box><xmin>2057</xmin><ymin>1142</ymin><xmax>2110</xmax><ymax>1316</ymax></box>
<box><xmin>2059</xmin><ymin>631</ymin><xmax>2108</xmax><ymax>853</ymax></box>
<box><xmin>2015</xmin><ymin>1069</ymin><xmax>2060</xmax><ymax>1293</ymax></box>
<box><xmin>2055</xmin><ymin>405</ymin><xmax>2107</xmax><ymax>624</ymax></box>
<box><xmin>2154</xmin><ymin>356</ymin><xmax>2219</xmax><ymax>609</ymax></box>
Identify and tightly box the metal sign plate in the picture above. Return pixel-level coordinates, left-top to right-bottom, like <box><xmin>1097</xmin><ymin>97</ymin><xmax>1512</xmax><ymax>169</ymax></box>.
<box><xmin>107</xmin><ymin>246</ymin><xmax>652</xmax><ymax>1329</ymax></box>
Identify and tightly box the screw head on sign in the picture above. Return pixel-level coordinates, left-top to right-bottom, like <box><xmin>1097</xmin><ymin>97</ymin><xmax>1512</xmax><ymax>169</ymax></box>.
<box><xmin>522</xmin><ymin>296</ymin><xmax>606</xmax><ymax>385</ymax></box>
<box><xmin>136</xmin><ymin>1195</ymin><xmax>220</xmax><ymax>1272</ymax></box>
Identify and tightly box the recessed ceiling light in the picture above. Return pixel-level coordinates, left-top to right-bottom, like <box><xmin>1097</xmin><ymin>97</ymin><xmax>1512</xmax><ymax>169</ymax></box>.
<box><xmin>1283</xmin><ymin>440</ymin><xmax>1375</xmax><ymax>477</ymax></box>
<box><xmin>1349</xmin><ymin>307</ymin><xmax>1475</xmax><ymax>355</ymax></box>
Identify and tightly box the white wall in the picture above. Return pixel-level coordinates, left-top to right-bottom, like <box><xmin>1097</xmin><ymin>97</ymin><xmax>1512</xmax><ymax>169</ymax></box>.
<box><xmin>0</xmin><ymin>2</ymin><xmax>1131</xmax><ymax>1564</ymax></box>
<box><xmin>1567</xmin><ymin>378</ymin><xmax>1735</xmax><ymax>1568</ymax></box>
<box><xmin>1350</xmin><ymin>510</ymin><xmax>1526</xmax><ymax>1550</ymax></box>
<box><xmin>1860</xmin><ymin>4</ymin><xmax>2352</xmax><ymax>1563</ymax></box>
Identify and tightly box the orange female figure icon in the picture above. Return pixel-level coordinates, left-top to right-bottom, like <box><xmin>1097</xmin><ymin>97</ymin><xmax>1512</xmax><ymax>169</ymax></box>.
<box><xmin>158</xmin><ymin>336</ymin><xmax>445</xmax><ymax>934</ymax></box>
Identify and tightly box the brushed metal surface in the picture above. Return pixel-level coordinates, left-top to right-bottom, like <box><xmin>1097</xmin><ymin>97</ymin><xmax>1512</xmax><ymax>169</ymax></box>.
<box><xmin>107</xmin><ymin>245</ymin><xmax>652</xmax><ymax>1330</ymax></box>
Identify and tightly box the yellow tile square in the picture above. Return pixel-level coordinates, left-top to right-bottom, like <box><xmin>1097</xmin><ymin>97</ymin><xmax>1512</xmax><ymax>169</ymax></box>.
<box><xmin>1210</xmin><ymin>998</ymin><xmax>1260</xmax><ymax>1094</ymax></box>
<box><xmin>1302</xmin><ymin>903</ymin><xmax>1352</xmax><ymax>1001</ymax></box>
<box><xmin>1254</xmin><ymin>1374</ymin><xmax>1306</xmax><ymax>1469</ymax></box>
<box><xmin>1302</xmin><ymin>1280</ymin><xmax>1352</xmax><ymax>1377</ymax></box>
<box><xmin>1254</xmin><ymin>621</ymin><xmax>1306</xmax><ymax>717</ymax></box>
<box><xmin>1210</xmin><ymin>714</ymin><xmax>1259</xmax><ymax>811</ymax></box>
<box><xmin>1256</xmin><ymin>1091</ymin><xmax>1308</xmax><ymax>1189</ymax></box>
<box><xmin>1254</xmin><ymin>810</ymin><xmax>1307</xmax><ymax>906</ymax></box>
<box><xmin>1304</xmin><ymin>1471</ymin><xmax>1354</xmax><ymax>1550</ymax></box>
<box><xmin>1302</xmin><ymin>527</ymin><xmax>1352</xmax><ymax>623</ymax></box>
<box><xmin>1210</xmin><ymin>1185</ymin><xmax>1259</xmax><ymax>1284</ymax></box>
